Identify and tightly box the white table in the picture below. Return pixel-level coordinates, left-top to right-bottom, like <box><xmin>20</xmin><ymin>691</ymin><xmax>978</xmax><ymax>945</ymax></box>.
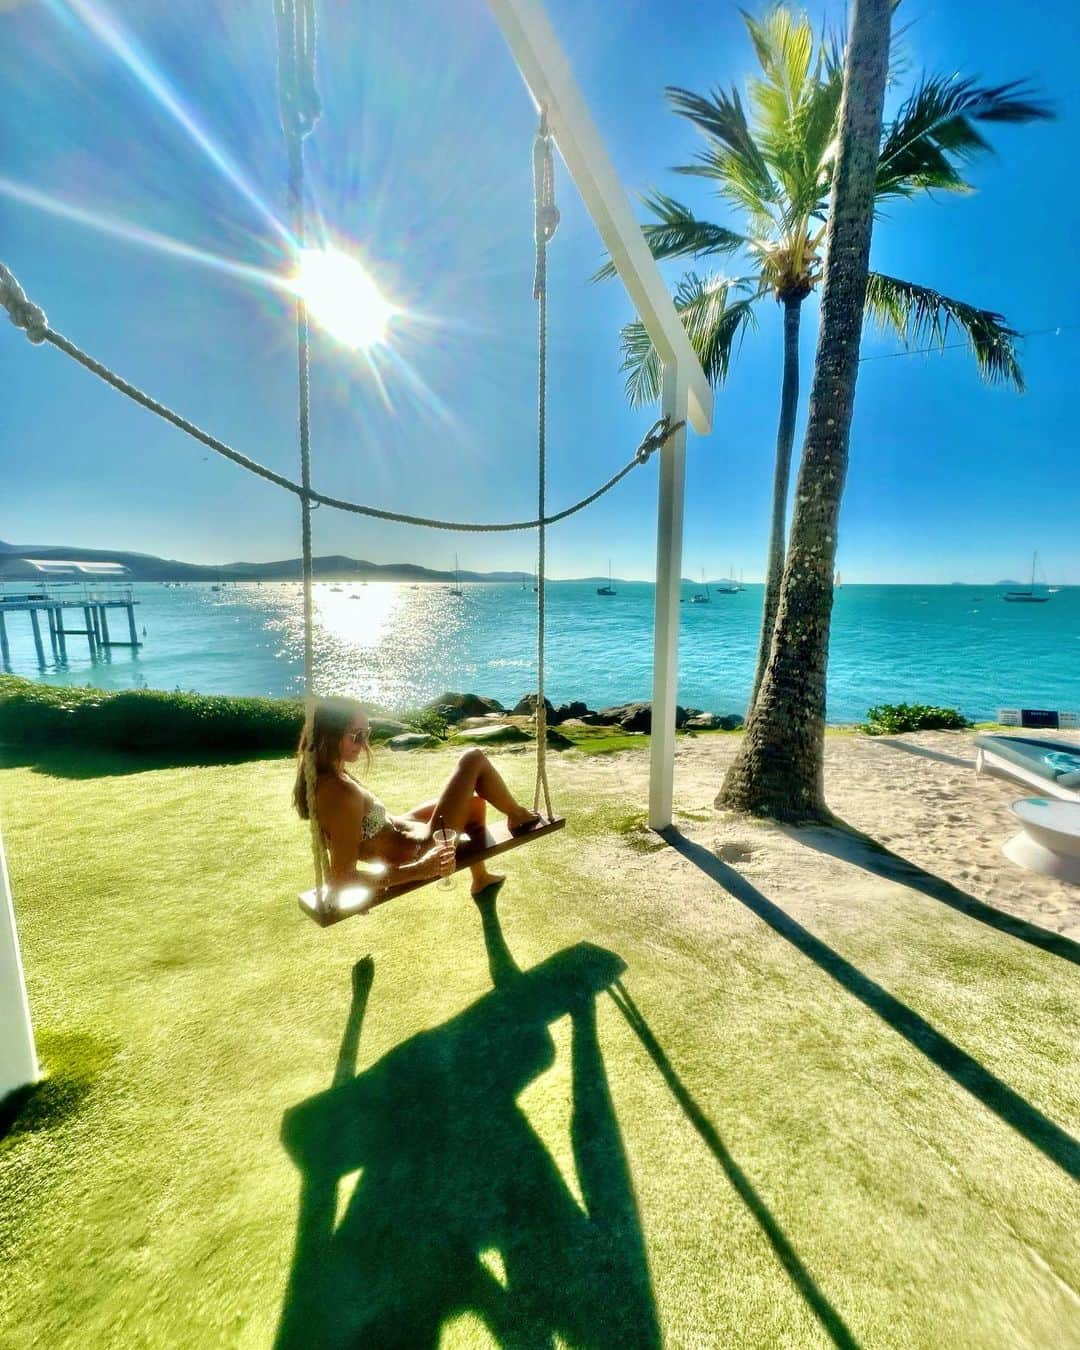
<box><xmin>1003</xmin><ymin>798</ymin><xmax>1080</xmax><ymax>885</ymax></box>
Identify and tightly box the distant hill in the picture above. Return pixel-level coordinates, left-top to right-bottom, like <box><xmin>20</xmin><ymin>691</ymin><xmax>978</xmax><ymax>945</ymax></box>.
<box><xmin>0</xmin><ymin>540</ymin><xmax>543</xmax><ymax>585</ymax></box>
<box><xmin>0</xmin><ymin>542</ymin><xmax>760</xmax><ymax>586</ymax></box>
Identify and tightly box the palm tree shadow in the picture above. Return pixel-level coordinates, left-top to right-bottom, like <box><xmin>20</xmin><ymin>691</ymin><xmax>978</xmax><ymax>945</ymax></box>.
<box><xmin>274</xmin><ymin>897</ymin><xmax>660</xmax><ymax>1349</ymax></box>
<box><xmin>787</xmin><ymin>817</ymin><xmax>1080</xmax><ymax>967</ymax></box>
<box><xmin>870</xmin><ymin>738</ymin><xmax>975</xmax><ymax>769</ymax></box>
<box><xmin>658</xmin><ymin>827</ymin><xmax>1080</xmax><ymax>1183</ymax></box>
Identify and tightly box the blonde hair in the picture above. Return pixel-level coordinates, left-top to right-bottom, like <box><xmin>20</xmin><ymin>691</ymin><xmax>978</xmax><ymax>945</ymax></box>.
<box><xmin>292</xmin><ymin>696</ymin><xmax>372</xmax><ymax>819</ymax></box>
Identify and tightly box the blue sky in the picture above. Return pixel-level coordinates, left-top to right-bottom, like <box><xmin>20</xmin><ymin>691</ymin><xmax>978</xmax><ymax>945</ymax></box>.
<box><xmin>2</xmin><ymin>0</ymin><xmax>1078</xmax><ymax>583</ymax></box>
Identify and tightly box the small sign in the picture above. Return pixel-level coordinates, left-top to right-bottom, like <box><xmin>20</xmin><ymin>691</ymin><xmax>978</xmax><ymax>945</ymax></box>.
<box><xmin>997</xmin><ymin>708</ymin><xmax>1079</xmax><ymax>730</ymax></box>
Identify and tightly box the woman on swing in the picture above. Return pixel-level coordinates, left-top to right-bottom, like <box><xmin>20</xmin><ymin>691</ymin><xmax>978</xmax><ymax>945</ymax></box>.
<box><xmin>293</xmin><ymin>696</ymin><xmax>543</xmax><ymax>901</ymax></box>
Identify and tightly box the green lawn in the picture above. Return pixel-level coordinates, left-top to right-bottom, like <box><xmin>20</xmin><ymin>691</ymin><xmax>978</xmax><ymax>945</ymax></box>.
<box><xmin>1</xmin><ymin>744</ymin><xmax>1077</xmax><ymax>1348</ymax></box>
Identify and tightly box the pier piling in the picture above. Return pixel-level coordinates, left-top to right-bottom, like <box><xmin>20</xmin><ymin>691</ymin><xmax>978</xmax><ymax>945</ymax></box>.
<box><xmin>28</xmin><ymin>609</ymin><xmax>46</xmax><ymax>667</ymax></box>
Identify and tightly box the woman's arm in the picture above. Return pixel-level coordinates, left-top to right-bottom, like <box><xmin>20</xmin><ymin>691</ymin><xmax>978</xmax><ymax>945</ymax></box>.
<box><xmin>321</xmin><ymin>784</ymin><xmax>454</xmax><ymax>893</ymax></box>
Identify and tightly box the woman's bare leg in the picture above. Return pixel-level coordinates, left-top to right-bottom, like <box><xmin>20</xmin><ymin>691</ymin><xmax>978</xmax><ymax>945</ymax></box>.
<box><xmin>426</xmin><ymin>750</ymin><xmax>538</xmax><ymax>893</ymax></box>
<box><xmin>427</xmin><ymin>749</ymin><xmax>537</xmax><ymax>837</ymax></box>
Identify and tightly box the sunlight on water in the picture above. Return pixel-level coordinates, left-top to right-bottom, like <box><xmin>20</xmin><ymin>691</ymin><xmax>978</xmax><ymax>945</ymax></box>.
<box><xmin>5</xmin><ymin>581</ymin><xmax>1079</xmax><ymax>724</ymax></box>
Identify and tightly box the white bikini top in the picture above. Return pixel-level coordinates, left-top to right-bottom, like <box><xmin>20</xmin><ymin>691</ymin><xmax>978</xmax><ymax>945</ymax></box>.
<box><xmin>360</xmin><ymin>794</ymin><xmax>389</xmax><ymax>839</ymax></box>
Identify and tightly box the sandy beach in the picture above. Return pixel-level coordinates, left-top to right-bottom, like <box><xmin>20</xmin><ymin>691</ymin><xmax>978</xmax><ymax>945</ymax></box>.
<box><xmin>562</xmin><ymin>728</ymin><xmax>1080</xmax><ymax>944</ymax></box>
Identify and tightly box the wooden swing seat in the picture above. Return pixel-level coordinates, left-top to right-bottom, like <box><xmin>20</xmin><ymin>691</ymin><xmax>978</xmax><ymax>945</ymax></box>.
<box><xmin>298</xmin><ymin>815</ymin><xmax>566</xmax><ymax>927</ymax></box>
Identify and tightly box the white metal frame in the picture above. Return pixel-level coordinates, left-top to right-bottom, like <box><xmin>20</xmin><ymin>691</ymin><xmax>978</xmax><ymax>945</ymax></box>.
<box><xmin>1</xmin><ymin>828</ymin><xmax>38</xmax><ymax>1101</ymax></box>
<box><xmin>487</xmin><ymin>0</ymin><xmax>714</xmax><ymax>828</ymax></box>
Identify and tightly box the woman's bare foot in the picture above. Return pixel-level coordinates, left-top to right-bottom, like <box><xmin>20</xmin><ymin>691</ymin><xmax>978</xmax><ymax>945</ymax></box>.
<box><xmin>471</xmin><ymin>870</ymin><xmax>505</xmax><ymax>899</ymax></box>
<box><xmin>507</xmin><ymin>807</ymin><xmax>542</xmax><ymax>835</ymax></box>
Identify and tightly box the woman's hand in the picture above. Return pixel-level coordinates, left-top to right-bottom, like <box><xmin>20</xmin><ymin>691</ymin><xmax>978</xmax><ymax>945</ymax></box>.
<box><xmin>416</xmin><ymin>841</ymin><xmax>456</xmax><ymax>881</ymax></box>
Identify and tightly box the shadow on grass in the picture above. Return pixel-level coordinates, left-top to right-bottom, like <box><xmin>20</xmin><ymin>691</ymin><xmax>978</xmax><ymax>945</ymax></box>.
<box><xmin>609</xmin><ymin>980</ymin><xmax>860</xmax><ymax>1350</ymax></box>
<box><xmin>659</xmin><ymin>828</ymin><xmax>1080</xmax><ymax>1184</ymax></box>
<box><xmin>0</xmin><ymin>1031</ymin><xmax>117</xmax><ymax>1147</ymax></box>
<box><xmin>0</xmin><ymin>745</ymin><xmax>289</xmax><ymax>780</ymax></box>
<box><xmin>275</xmin><ymin>896</ymin><xmax>660</xmax><ymax>1348</ymax></box>
<box><xmin>789</xmin><ymin>819</ymin><xmax>1080</xmax><ymax>968</ymax></box>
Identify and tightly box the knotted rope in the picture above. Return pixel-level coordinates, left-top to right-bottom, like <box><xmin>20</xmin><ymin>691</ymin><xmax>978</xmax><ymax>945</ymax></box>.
<box><xmin>0</xmin><ymin>262</ymin><xmax>48</xmax><ymax>344</ymax></box>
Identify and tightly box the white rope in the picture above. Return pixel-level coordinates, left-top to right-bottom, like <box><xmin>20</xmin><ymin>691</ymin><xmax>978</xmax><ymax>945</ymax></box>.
<box><xmin>0</xmin><ymin>276</ymin><xmax>680</xmax><ymax>534</ymax></box>
<box><xmin>276</xmin><ymin>0</ymin><xmax>326</xmax><ymax>906</ymax></box>
<box><xmin>532</xmin><ymin>110</ymin><xmax>557</xmax><ymax>820</ymax></box>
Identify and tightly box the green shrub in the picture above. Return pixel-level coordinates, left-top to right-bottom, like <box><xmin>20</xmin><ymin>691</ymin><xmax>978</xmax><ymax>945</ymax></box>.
<box><xmin>863</xmin><ymin>702</ymin><xmax>970</xmax><ymax>735</ymax></box>
<box><xmin>0</xmin><ymin>675</ymin><xmax>303</xmax><ymax>754</ymax></box>
<box><xmin>404</xmin><ymin>708</ymin><xmax>449</xmax><ymax>740</ymax></box>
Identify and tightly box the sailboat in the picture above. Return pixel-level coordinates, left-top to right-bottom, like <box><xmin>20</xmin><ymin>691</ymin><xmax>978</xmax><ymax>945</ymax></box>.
<box><xmin>1003</xmin><ymin>552</ymin><xmax>1050</xmax><ymax>603</ymax></box>
<box><xmin>447</xmin><ymin>554</ymin><xmax>463</xmax><ymax>597</ymax></box>
<box><xmin>596</xmin><ymin>560</ymin><xmax>616</xmax><ymax>596</ymax></box>
<box><xmin>714</xmin><ymin>560</ymin><xmax>739</xmax><ymax>594</ymax></box>
<box><xmin>690</xmin><ymin>569</ymin><xmax>710</xmax><ymax>604</ymax></box>
<box><xmin>834</xmin><ymin>569</ymin><xmax>842</xmax><ymax>589</ymax></box>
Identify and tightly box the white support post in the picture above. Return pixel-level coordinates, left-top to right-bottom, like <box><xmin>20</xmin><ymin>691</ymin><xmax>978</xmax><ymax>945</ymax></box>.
<box><xmin>487</xmin><ymin>0</ymin><xmax>714</xmax><ymax>824</ymax></box>
<box><xmin>0</xmin><ymin>825</ymin><xmax>38</xmax><ymax>1103</ymax></box>
<box><xmin>649</xmin><ymin>362</ymin><xmax>689</xmax><ymax>830</ymax></box>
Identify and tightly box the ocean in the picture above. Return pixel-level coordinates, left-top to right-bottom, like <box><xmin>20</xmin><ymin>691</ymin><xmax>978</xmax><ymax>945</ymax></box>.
<box><xmin>3</xmin><ymin>581</ymin><xmax>1078</xmax><ymax>724</ymax></box>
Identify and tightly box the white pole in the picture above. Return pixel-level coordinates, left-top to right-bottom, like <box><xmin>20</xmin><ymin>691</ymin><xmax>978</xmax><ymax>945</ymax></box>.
<box><xmin>0</xmin><ymin>824</ymin><xmax>38</xmax><ymax>1102</ymax></box>
<box><xmin>649</xmin><ymin>362</ymin><xmax>689</xmax><ymax>829</ymax></box>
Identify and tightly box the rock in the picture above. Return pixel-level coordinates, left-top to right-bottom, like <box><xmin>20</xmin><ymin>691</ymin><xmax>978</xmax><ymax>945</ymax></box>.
<box><xmin>618</xmin><ymin>703</ymin><xmax>654</xmax><ymax>733</ymax></box>
<box><xmin>552</xmin><ymin>700</ymin><xmax>590</xmax><ymax>724</ymax></box>
<box><xmin>577</xmin><ymin>711</ymin><xmax>617</xmax><ymax>726</ymax></box>
<box><xmin>512</xmin><ymin>693</ymin><xmax>556</xmax><ymax>718</ymax></box>
<box><xmin>717</xmin><ymin>714</ymin><xmax>744</xmax><ymax>731</ymax></box>
<box><xmin>456</xmin><ymin>714</ymin><xmax>505</xmax><ymax>729</ymax></box>
<box><xmin>423</xmin><ymin>692</ymin><xmax>505</xmax><ymax>724</ymax></box>
<box><xmin>545</xmin><ymin>728</ymin><xmax>574</xmax><ymax>750</ymax></box>
<box><xmin>387</xmin><ymin>732</ymin><xmax>440</xmax><ymax>751</ymax></box>
<box><xmin>589</xmin><ymin>702</ymin><xmax>694</xmax><ymax>733</ymax></box>
<box><xmin>684</xmin><ymin>712</ymin><xmax>722</xmax><ymax>730</ymax></box>
<box><xmin>455</xmin><ymin>723</ymin><xmax>530</xmax><ymax>745</ymax></box>
<box><xmin>368</xmin><ymin>717</ymin><xmax>411</xmax><ymax>741</ymax></box>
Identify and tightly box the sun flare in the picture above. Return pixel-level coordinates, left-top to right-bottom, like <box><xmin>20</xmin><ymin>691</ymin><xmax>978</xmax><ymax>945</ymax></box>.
<box><xmin>294</xmin><ymin>247</ymin><xmax>396</xmax><ymax>350</ymax></box>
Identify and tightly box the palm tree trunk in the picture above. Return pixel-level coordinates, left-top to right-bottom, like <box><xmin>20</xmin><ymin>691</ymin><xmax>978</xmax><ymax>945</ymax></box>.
<box><xmin>748</xmin><ymin>294</ymin><xmax>803</xmax><ymax>716</ymax></box>
<box><xmin>718</xmin><ymin>0</ymin><xmax>892</xmax><ymax>820</ymax></box>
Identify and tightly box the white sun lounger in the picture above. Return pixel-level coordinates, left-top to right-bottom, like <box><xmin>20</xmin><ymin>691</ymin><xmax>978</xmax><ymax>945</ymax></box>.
<box><xmin>975</xmin><ymin>734</ymin><xmax>1080</xmax><ymax>804</ymax></box>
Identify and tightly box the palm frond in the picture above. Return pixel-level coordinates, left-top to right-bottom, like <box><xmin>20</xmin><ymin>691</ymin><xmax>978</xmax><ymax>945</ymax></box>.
<box><xmin>864</xmin><ymin>272</ymin><xmax>1024</xmax><ymax>389</ymax></box>
<box><xmin>877</xmin><ymin>75</ymin><xmax>1054</xmax><ymax>199</ymax></box>
<box><xmin>619</xmin><ymin>273</ymin><xmax>758</xmax><ymax>406</ymax></box>
<box><xmin>734</xmin><ymin>11</ymin><xmax>843</xmax><ymax>236</ymax></box>
<box><xmin>591</xmin><ymin>193</ymin><xmax>746</xmax><ymax>282</ymax></box>
<box><xmin>665</xmin><ymin>85</ymin><xmax>780</xmax><ymax>220</ymax></box>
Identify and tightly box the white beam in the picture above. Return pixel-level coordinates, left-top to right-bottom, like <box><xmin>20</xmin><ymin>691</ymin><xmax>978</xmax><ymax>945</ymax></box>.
<box><xmin>0</xmin><ymin>825</ymin><xmax>37</xmax><ymax>1103</ymax></box>
<box><xmin>488</xmin><ymin>0</ymin><xmax>713</xmax><ymax>435</ymax></box>
<box><xmin>649</xmin><ymin>361</ymin><xmax>689</xmax><ymax>828</ymax></box>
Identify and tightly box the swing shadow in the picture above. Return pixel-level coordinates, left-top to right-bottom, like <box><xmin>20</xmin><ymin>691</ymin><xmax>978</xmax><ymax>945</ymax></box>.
<box><xmin>608</xmin><ymin>981</ymin><xmax>860</xmax><ymax>1350</ymax></box>
<box><xmin>274</xmin><ymin>897</ymin><xmax>661</xmax><ymax>1349</ymax></box>
<box><xmin>658</xmin><ymin>828</ymin><xmax>1080</xmax><ymax>1183</ymax></box>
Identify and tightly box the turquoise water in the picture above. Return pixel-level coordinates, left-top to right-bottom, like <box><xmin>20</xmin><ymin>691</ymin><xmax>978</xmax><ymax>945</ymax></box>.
<box><xmin>4</xmin><ymin>581</ymin><xmax>1078</xmax><ymax>724</ymax></box>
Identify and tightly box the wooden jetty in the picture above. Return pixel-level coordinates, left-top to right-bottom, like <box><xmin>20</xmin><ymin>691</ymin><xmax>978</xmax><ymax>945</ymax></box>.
<box><xmin>0</xmin><ymin>560</ymin><xmax>140</xmax><ymax>668</ymax></box>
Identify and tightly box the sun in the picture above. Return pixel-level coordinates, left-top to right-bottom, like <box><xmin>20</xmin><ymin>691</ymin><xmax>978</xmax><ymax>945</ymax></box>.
<box><xmin>293</xmin><ymin>247</ymin><xmax>396</xmax><ymax>350</ymax></box>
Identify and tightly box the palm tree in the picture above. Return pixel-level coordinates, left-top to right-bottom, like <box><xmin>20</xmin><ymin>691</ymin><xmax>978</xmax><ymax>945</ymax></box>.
<box><xmin>719</xmin><ymin>0</ymin><xmax>891</xmax><ymax>819</ymax></box>
<box><xmin>599</xmin><ymin>7</ymin><xmax>1051</xmax><ymax>715</ymax></box>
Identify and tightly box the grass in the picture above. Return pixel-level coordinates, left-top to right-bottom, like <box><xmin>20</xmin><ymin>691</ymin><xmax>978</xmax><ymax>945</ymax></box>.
<box><xmin>1</xmin><ymin>743</ymin><xmax>1078</xmax><ymax>1347</ymax></box>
